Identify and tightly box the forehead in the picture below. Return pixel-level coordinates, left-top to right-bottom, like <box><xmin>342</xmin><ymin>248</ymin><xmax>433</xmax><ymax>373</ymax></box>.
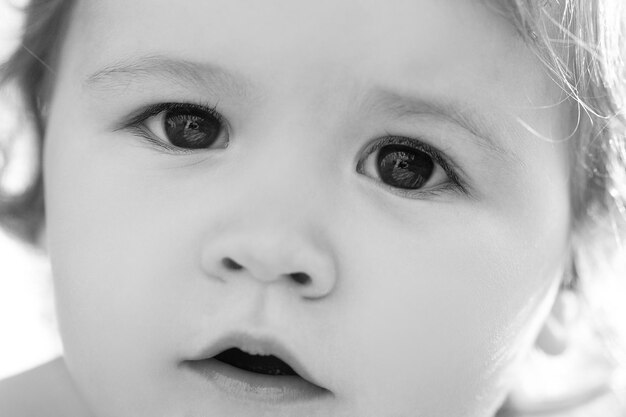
<box><xmin>70</xmin><ymin>0</ymin><xmax>529</xmax><ymax>81</ymax></box>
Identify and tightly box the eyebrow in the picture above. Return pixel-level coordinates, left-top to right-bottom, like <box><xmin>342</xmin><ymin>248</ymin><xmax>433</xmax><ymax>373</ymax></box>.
<box><xmin>365</xmin><ymin>89</ymin><xmax>519</xmax><ymax>163</ymax></box>
<box><xmin>82</xmin><ymin>55</ymin><xmax>252</xmax><ymax>99</ymax></box>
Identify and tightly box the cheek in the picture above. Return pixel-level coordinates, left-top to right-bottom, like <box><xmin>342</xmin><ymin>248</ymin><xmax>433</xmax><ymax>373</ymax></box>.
<box><xmin>43</xmin><ymin>114</ymin><xmax>214</xmax><ymax>412</ymax></box>
<box><xmin>328</xmin><ymin>188</ymin><xmax>569</xmax><ymax>414</ymax></box>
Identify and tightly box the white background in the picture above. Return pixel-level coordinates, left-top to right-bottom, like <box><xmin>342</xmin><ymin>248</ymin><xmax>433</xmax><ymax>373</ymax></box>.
<box><xmin>0</xmin><ymin>0</ymin><xmax>62</xmax><ymax>380</ymax></box>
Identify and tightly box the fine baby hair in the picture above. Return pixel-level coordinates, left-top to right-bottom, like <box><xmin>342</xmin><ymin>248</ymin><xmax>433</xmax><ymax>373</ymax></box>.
<box><xmin>1</xmin><ymin>0</ymin><xmax>626</xmax><ymax>416</ymax></box>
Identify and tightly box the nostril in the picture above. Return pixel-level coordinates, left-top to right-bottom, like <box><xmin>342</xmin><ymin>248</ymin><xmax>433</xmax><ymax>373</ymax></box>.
<box><xmin>288</xmin><ymin>272</ymin><xmax>311</xmax><ymax>285</ymax></box>
<box><xmin>222</xmin><ymin>257</ymin><xmax>244</xmax><ymax>270</ymax></box>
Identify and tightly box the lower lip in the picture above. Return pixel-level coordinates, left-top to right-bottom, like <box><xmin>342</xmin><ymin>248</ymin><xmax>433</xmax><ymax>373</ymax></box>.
<box><xmin>183</xmin><ymin>359</ymin><xmax>329</xmax><ymax>404</ymax></box>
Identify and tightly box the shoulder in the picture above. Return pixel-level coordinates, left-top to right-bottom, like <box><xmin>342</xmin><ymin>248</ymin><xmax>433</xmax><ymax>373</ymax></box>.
<box><xmin>0</xmin><ymin>358</ymin><xmax>92</xmax><ymax>417</ymax></box>
<box><xmin>498</xmin><ymin>388</ymin><xmax>626</xmax><ymax>417</ymax></box>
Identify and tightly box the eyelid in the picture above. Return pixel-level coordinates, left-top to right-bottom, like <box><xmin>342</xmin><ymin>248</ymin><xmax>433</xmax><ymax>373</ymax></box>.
<box><xmin>357</xmin><ymin>135</ymin><xmax>471</xmax><ymax>198</ymax></box>
<box><xmin>120</xmin><ymin>101</ymin><xmax>221</xmax><ymax>128</ymax></box>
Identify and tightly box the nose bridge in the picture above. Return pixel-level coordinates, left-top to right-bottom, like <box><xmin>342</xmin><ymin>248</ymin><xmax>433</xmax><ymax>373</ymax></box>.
<box><xmin>236</xmin><ymin>122</ymin><xmax>335</xmax><ymax>229</ymax></box>
<box><xmin>249</xmin><ymin>126</ymin><xmax>327</xmax><ymax>209</ymax></box>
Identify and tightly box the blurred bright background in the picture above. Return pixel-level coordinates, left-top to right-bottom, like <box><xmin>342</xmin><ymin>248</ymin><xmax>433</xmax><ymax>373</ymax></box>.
<box><xmin>0</xmin><ymin>0</ymin><xmax>62</xmax><ymax>380</ymax></box>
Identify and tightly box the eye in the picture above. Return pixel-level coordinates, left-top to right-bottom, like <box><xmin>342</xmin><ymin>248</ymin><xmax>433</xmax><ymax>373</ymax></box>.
<box><xmin>122</xmin><ymin>102</ymin><xmax>228</xmax><ymax>153</ymax></box>
<box><xmin>357</xmin><ymin>136</ymin><xmax>466</xmax><ymax>196</ymax></box>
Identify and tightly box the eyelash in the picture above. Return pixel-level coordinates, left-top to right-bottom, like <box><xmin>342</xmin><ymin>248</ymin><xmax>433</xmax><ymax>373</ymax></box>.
<box><xmin>119</xmin><ymin>102</ymin><xmax>469</xmax><ymax>198</ymax></box>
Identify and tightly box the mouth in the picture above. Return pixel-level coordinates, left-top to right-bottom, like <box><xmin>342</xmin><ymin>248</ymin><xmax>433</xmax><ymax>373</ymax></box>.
<box><xmin>214</xmin><ymin>347</ymin><xmax>299</xmax><ymax>376</ymax></box>
<box><xmin>182</xmin><ymin>337</ymin><xmax>331</xmax><ymax>404</ymax></box>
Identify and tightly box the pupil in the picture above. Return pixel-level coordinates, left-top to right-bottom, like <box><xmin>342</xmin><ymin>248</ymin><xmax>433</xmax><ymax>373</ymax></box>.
<box><xmin>377</xmin><ymin>144</ymin><xmax>434</xmax><ymax>190</ymax></box>
<box><xmin>164</xmin><ymin>108</ymin><xmax>221</xmax><ymax>149</ymax></box>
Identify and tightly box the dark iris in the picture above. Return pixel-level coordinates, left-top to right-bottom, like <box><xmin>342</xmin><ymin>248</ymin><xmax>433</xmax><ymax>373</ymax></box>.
<box><xmin>164</xmin><ymin>107</ymin><xmax>222</xmax><ymax>149</ymax></box>
<box><xmin>377</xmin><ymin>144</ymin><xmax>434</xmax><ymax>190</ymax></box>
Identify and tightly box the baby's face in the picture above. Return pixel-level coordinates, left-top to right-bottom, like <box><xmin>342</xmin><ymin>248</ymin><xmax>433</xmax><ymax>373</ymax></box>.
<box><xmin>43</xmin><ymin>0</ymin><xmax>572</xmax><ymax>416</ymax></box>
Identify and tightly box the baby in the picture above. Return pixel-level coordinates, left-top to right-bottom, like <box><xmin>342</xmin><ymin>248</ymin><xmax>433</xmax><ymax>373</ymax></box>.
<box><xmin>0</xmin><ymin>0</ymin><xmax>625</xmax><ymax>416</ymax></box>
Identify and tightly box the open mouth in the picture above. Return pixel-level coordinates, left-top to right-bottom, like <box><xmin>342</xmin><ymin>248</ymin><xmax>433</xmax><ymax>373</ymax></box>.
<box><xmin>214</xmin><ymin>348</ymin><xmax>298</xmax><ymax>376</ymax></box>
<box><xmin>183</xmin><ymin>341</ymin><xmax>330</xmax><ymax>404</ymax></box>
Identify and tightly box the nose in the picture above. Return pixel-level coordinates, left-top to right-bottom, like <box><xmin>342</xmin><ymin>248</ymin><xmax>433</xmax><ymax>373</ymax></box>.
<box><xmin>199</xmin><ymin>226</ymin><xmax>337</xmax><ymax>300</ymax></box>
<box><xmin>197</xmin><ymin>125</ymin><xmax>339</xmax><ymax>300</ymax></box>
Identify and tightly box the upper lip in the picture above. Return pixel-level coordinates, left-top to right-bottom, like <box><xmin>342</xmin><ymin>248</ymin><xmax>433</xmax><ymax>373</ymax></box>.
<box><xmin>184</xmin><ymin>331</ymin><xmax>328</xmax><ymax>390</ymax></box>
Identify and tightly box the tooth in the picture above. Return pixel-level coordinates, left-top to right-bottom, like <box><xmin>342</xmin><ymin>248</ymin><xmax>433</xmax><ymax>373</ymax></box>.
<box><xmin>240</xmin><ymin>343</ymin><xmax>270</xmax><ymax>356</ymax></box>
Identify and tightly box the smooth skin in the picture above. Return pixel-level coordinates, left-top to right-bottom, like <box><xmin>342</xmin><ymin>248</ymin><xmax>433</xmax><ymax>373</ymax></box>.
<box><xmin>2</xmin><ymin>0</ymin><xmax>573</xmax><ymax>416</ymax></box>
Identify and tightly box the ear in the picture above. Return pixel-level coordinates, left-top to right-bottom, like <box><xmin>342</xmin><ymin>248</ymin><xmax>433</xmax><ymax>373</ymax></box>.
<box><xmin>535</xmin><ymin>290</ymin><xmax>579</xmax><ymax>356</ymax></box>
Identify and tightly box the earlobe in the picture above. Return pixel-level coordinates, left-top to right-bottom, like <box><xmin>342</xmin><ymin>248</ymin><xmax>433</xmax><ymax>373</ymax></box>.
<box><xmin>535</xmin><ymin>290</ymin><xmax>579</xmax><ymax>356</ymax></box>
